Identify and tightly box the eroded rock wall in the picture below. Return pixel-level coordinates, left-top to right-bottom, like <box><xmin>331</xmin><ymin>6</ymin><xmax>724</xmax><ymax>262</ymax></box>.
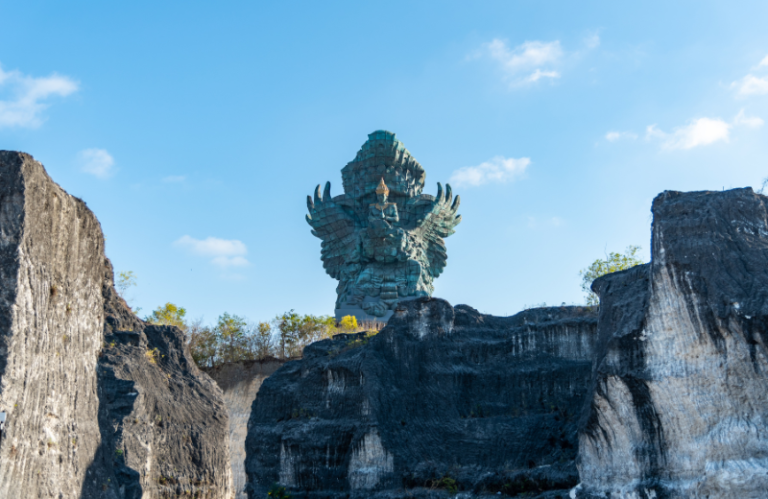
<box><xmin>0</xmin><ymin>151</ymin><xmax>106</xmax><ymax>498</ymax></box>
<box><xmin>577</xmin><ymin>188</ymin><xmax>768</xmax><ymax>498</ymax></box>
<box><xmin>0</xmin><ymin>151</ymin><xmax>233</xmax><ymax>499</ymax></box>
<box><xmin>205</xmin><ymin>360</ymin><xmax>287</xmax><ymax>499</ymax></box>
<box><xmin>246</xmin><ymin>298</ymin><xmax>598</xmax><ymax>498</ymax></box>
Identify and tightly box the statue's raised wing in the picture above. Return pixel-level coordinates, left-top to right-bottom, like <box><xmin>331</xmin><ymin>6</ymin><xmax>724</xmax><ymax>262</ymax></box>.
<box><xmin>306</xmin><ymin>182</ymin><xmax>359</xmax><ymax>279</ymax></box>
<box><xmin>406</xmin><ymin>182</ymin><xmax>461</xmax><ymax>278</ymax></box>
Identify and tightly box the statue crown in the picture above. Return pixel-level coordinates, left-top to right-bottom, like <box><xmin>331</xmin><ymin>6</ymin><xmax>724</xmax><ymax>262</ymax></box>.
<box><xmin>375</xmin><ymin>178</ymin><xmax>389</xmax><ymax>195</ymax></box>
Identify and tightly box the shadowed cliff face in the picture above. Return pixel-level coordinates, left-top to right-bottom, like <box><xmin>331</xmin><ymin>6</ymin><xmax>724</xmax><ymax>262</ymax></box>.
<box><xmin>577</xmin><ymin>188</ymin><xmax>768</xmax><ymax>498</ymax></box>
<box><xmin>204</xmin><ymin>360</ymin><xmax>287</xmax><ymax>499</ymax></box>
<box><xmin>245</xmin><ymin>298</ymin><xmax>598</xmax><ymax>499</ymax></box>
<box><xmin>0</xmin><ymin>151</ymin><xmax>232</xmax><ymax>499</ymax></box>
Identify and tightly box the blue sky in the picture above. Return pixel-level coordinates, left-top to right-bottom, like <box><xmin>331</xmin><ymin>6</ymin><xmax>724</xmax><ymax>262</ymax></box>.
<box><xmin>2</xmin><ymin>1</ymin><xmax>768</xmax><ymax>323</ymax></box>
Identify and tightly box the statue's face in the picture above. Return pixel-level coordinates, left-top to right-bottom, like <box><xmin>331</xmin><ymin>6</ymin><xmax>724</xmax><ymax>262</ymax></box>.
<box><xmin>377</xmin><ymin>192</ymin><xmax>387</xmax><ymax>204</ymax></box>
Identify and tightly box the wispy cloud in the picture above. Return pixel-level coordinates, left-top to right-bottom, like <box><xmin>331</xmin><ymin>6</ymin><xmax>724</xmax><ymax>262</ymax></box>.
<box><xmin>605</xmin><ymin>131</ymin><xmax>638</xmax><ymax>142</ymax></box>
<box><xmin>644</xmin><ymin>110</ymin><xmax>762</xmax><ymax>150</ymax></box>
<box><xmin>481</xmin><ymin>39</ymin><xmax>563</xmax><ymax>86</ymax></box>
<box><xmin>732</xmin><ymin>75</ymin><xmax>768</xmax><ymax>96</ymax></box>
<box><xmin>0</xmin><ymin>63</ymin><xmax>78</xmax><ymax>128</ymax></box>
<box><xmin>731</xmin><ymin>54</ymin><xmax>768</xmax><ymax>96</ymax></box>
<box><xmin>174</xmin><ymin>235</ymin><xmax>250</xmax><ymax>268</ymax></box>
<box><xmin>733</xmin><ymin>108</ymin><xmax>764</xmax><ymax>128</ymax></box>
<box><xmin>163</xmin><ymin>175</ymin><xmax>186</xmax><ymax>183</ymax></box>
<box><xmin>583</xmin><ymin>32</ymin><xmax>601</xmax><ymax>50</ymax></box>
<box><xmin>450</xmin><ymin>156</ymin><xmax>530</xmax><ymax>187</ymax></box>
<box><xmin>78</xmin><ymin>149</ymin><xmax>116</xmax><ymax>178</ymax></box>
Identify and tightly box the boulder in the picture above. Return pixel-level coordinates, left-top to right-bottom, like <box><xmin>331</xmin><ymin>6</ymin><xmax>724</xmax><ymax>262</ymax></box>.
<box><xmin>577</xmin><ymin>188</ymin><xmax>768</xmax><ymax>498</ymax></box>
<box><xmin>245</xmin><ymin>297</ymin><xmax>598</xmax><ymax>498</ymax></box>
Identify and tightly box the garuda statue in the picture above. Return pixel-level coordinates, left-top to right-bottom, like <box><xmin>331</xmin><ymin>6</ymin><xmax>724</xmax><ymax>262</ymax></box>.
<box><xmin>306</xmin><ymin>130</ymin><xmax>461</xmax><ymax>321</ymax></box>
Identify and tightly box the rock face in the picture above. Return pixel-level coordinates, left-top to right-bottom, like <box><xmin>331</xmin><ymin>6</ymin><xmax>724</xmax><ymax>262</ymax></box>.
<box><xmin>0</xmin><ymin>151</ymin><xmax>233</xmax><ymax>499</ymax></box>
<box><xmin>246</xmin><ymin>297</ymin><xmax>598</xmax><ymax>498</ymax></box>
<box><xmin>577</xmin><ymin>188</ymin><xmax>768</xmax><ymax>498</ymax></box>
<box><xmin>0</xmin><ymin>151</ymin><xmax>107</xmax><ymax>498</ymax></box>
<box><xmin>204</xmin><ymin>360</ymin><xmax>287</xmax><ymax>499</ymax></box>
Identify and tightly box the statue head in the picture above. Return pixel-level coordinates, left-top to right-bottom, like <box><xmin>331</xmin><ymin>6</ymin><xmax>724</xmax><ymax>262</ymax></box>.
<box><xmin>375</xmin><ymin>177</ymin><xmax>389</xmax><ymax>203</ymax></box>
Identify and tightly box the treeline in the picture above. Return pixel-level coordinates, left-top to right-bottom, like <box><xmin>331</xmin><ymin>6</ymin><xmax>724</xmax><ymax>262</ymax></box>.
<box><xmin>145</xmin><ymin>303</ymin><xmax>371</xmax><ymax>368</ymax></box>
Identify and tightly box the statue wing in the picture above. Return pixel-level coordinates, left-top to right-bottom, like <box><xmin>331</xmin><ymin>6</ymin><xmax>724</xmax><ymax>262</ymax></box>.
<box><xmin>306</xmin><ymin>182</ymin><xmax>359</xmax><ymax>279</ymax></box>
<box><xmin>407</xmin><ymin>183</ymin><xmax>462</xmax><ymax>278</ymax></box>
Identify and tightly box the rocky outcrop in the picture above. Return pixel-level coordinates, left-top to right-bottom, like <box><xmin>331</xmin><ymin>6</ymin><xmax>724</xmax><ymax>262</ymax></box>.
<box><xmin>0</xmin><ymin>151</ymin><xmax>233</xmax><ymax>499</ymax></box>
<box><xmin>0</xmin><ymin>150</ymin><xmax>107</xmax><ymax>498</ymax></box>
<box><xmin>205</xmin><ymin>359</ymin><xmax>287</xmax><ymax>499</ymax></box>
<box><xmin>577</xmin><ymin>188</ymin><xmax>768</xmax><ymax>498</ymax></box>
<box><xmin>246</xmin><ymin>298</ymin><xmax>598</xmax><ymax>498</ymax></box>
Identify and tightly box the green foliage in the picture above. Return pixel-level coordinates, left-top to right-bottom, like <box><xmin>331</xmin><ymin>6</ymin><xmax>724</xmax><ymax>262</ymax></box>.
<box><xmin>580</xmin><ymin>245</ymin><xmax>644</xmax><ymax>306</ymax></box>
<box><xmin>438</xmin><ymin>476</ymin><xmax>458</xmax><ymax>495</ymax></box>
<box><xmin>267</xmin><ymin>483</ymin><xmax>292</xmax><ymax>499</ymax></box>
<box><xmin>338</xmin><ymin>315</ymin><xmax>358</xmax><ymax>332</ymax></box>
<box><xmin>116</xmin><ymin>270</ymin><xmax>137</xmax><ymax>298</ymax></box>
<box><xmin>275</xmin><ymin>310</ymin><xmax>336</xmax><ymax>358</ymax></box>
<box><xmin>146</xmin><ymin>302</ymin><xmax>187</xmax><ymax>329</ymax></box>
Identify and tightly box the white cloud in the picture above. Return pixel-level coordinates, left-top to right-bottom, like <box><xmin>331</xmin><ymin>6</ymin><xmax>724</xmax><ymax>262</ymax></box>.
<box><xmin>733</xmin><ymin>109</ymin><xmax>764</xmax><ymax>128</ymax></box>
<box><xmin>655</xmin><ymin>118</ymin><xmax>731</xmax><ymax>150</ymax></box>
<box><xmin>163</xmin><ymin>175</ymin><xmax>186</xmax><ymax>183</ymax></box>
<box><xmin>645</xmin><ymin>111</ymin><xmax>763</xmax><ymax>150</ymax></box>
<box><xmin>759</xmin><ymin>55</ymin><xmax>768</xmax><ymax>67</ymax></box>
<box><xmin>78</xmin><ymin>149</ymin><xmax>116</xmax><ymax>178</ymax></box>
<box><xmin>449</xmin><ymin>156</ymin><xmax>530</xmax><ymax>187</ymax></box>
<box><xmin>732</xmin><ymin>74</ymin><xmax>768</xmax><ymax>96</ymax></box>
<box><xmin>0</xmin><ymin>63</ymin><xmax>78</xmax><ymax>128</ymax></box>
<box><xmin>525</xmin><ymin>69</ymin><xmax>560</xmax><ymax>83</ymax></box>
<box><xmin>605</xmin><ymin>131</ymin><xmax>638</xmax><ymax>141</ymax></box>
<box><xmin>483</xmin><ymin>39</ymin><xmax>562</xmax><ymax>86</ymax></box>
<box><xmin>174</xmin><ymin>235</ymin><xmax>250</xmax><ymax>268</ymax></box>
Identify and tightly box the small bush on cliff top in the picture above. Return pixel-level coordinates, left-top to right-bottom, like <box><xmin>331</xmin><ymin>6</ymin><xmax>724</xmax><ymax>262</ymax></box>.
<box><xmin>579</xmin><ymin>245</ymin><xmax>644</xmax><ymax>306</ymax></box>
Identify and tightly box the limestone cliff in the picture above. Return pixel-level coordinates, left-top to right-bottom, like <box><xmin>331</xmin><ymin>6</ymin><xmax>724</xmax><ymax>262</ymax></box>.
<box><xmin>245</xmin><ymin>298</ymin><xmax>598</xmax><ymax>498</ymax></box>
<box><xmin>577</xmin><ymin>188</ymin><xmax>768</xmax><ymax>498</ymax></box>
<box><xmin>0</xmin><ymin>151</ymin><xmax>233</xmax><ymax>499</ymax></box>
<box><xmin>204</xmin><ymin>360</ymin><xmax>287</xmax><ymax>499</ymax></box>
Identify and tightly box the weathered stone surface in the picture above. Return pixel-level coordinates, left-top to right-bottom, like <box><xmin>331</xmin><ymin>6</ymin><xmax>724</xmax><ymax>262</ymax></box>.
<box><xmin>245</xmin><ymin>298</ymin><xmax>598</xmax><ymax>498</ymax></box>
<box><xmin>0</xmin><ymin>151</ymin><xmax>233</xmax><ymax>499</ymax></box>
<box><xmin>306</xmin><ymin>131</ymin><xmax>461</xmax><ymax>321</ymax></box>
<box><xmin>204</xmin><ymin>359</ymin><xmax>287</xmax><ymax>499</ymax></box>
<box><xmin>0</xmin><ymin>151</ymin><xmax>106</xmax><ymax>499</ymax></box>
<box><xmin>577</xmin><ymin>188</ymin><xmax>768</xmax><ymax>498</ymax></box>
<box><xmin>84</xmin><ymin>274</ymin><xmax>234</xmax><ymax>499</ymax></box>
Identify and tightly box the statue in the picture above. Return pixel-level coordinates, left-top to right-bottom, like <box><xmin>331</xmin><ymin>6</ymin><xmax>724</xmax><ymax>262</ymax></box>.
<box><xmin>306</xmin><ymin>130</ymin><xmax>461</xmax><ymax>321</ymax></box>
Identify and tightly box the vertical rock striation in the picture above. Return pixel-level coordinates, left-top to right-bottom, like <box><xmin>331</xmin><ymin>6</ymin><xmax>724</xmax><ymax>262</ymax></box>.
<box><xmin>204</xmin><ymin>360</ymin><xmax>287</xmax><ymax>499</ymax></box>
<box><xmin>0</xmin><ymin>151</ymin><xmax>106</xmax><ymax>498</ymax></box>
<box><xmin>0</xmin><ymin>151</ymin><xmax>233</xmax><ymax>499</ymax></box>
<box><xmin>577</xmin><ymin>188</ymin><xmax>768</xmax><ymax>498</ymax></box>
<box><xmin>246</xmin><ymin>297</ymin><xmax>598</xmax><ymax>498</ymax></box>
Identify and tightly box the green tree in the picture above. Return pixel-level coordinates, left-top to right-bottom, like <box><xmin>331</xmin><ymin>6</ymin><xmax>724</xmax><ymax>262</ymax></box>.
<box><xmin>116</xmin><ymin>270</ymin><xmax>137</xmax><ymax>298</ymax></box>
<box><xmin>186</xmin><ymin>318</ymin><xmax>217</xmax><ymax>368</ymax></box>
<box><xmin>215</xmin><ymin>312</ymin><xmax>249</xmax><ymax>364</ymax></box>
<box><xmin>274</xmin><ymin>311</ymin><xmax>336</xmax><ymax>358</ymax></box>
<box><xmin>338</xmin><ymin>315</ymin><xmax>358</xmax><ymax>333</ymax></box>
<box><xmin>252</xmin><ymin>321</ymin><xmax>275</xmax><ymax>359</ymax></box>
<box><xmin>147</xmin><ymin>302</ymin><xmax>188</xmax><ymax>330</ymax></box>
<box><xmin>580</xmin><ymin>245</ymin><xmax>644</xmax><ymax>306</ymax></box>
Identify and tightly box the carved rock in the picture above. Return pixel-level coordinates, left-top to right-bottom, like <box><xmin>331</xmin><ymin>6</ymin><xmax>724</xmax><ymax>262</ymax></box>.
<box><xmin>0</xmin><ymin>151</ymin><xmax>233</xmax><ymax>499</ymax></box>
<box><xmin>577</xmin><ymin>188</ymin><xmax>768</xmax><ymax>498</ymax></box>
<box><xmin>245</xmin><ymin>297</ymin><xmax>598</xmax><ymax>498</ymax></box>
